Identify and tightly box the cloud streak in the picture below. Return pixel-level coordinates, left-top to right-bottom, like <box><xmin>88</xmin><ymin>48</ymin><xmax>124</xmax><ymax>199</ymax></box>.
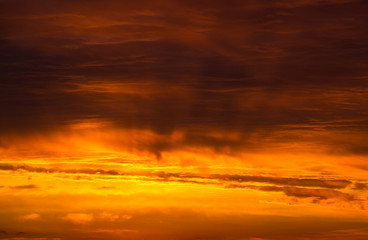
<box><xmin>0</xmin><ymin>163</ymin><xmax>362</xmax><ymax>203</ymax></box>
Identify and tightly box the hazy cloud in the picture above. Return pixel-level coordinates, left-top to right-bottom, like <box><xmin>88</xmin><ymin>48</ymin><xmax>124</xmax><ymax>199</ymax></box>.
<box><xmin>19</xmin><ymin>213</ymin><xmax>41</xmax><ymax>221</ymax></box>
<box><xmin>62</xmin><ymin>213</ymin><xmax>94</xmax><ymax>225</ymax></box>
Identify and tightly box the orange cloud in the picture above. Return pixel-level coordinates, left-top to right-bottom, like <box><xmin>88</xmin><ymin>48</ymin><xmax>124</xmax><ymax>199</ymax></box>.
<box><xmin>62</xmin><ymin>213</ymin><xmax>94</xmax><ymax>225</ymax></box>
<box><xmin>19</xmin><ymin>213</ymin><xmax>40</xmax><ymax>221</ymax></box>
<box><xmin>1</xmin><ymin>0</ymin><xmax>368</xmax><ymax>239</ymax></box>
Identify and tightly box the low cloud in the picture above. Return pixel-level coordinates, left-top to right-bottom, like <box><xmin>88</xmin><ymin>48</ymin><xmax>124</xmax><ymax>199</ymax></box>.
<box><xmin>209</xmin><ymin>173</ymin><xmax>352</xmax><ymax>189</ymax></box>
<box><xmin>282</xmin><ymin>187</ymin><xmax>354</xmax><ymax>201</ymax></box>
<box><xmin>227</xmin><ymin>184</ymin><xmax>355</xmax><ymax>201</ymax></box>
<box><xmin>352</xmin><ymin>182</ymin><xmax>368</xmax><ymax>190</ymax></box>
<box><xmin>62</xmin><ymin>213</ymin><xmax>94</xmax><ymax>225</ymax></box>
<box><xmin>0</xmin><ymin>163</ymin><xmax>362</xmax><ymax>204</ymax></box>
<box><xmin>98</xmin><ymin>212</ymin><xmax>119</xmax><ymax>222</ymax></box>
<box><xmin>0</xmin><ymin>163</ymin><xmax>355</xmax><ymax>191</ymax></box>
<box><xmin>20</xmin><ymin>213</ymin><xmax>41</xmax><ymax>221</ymax></box>
<box><xmin>9</xmin><ymin>184</ymin><xmax>38</xmax><ymax>189</ymax></box>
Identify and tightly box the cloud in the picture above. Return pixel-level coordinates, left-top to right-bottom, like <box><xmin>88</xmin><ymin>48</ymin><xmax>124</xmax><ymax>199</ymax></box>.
<box><xmin>9</xmin><ymin>184</ymin><xmax>38</xmax><ymax>189</ymax></box>
<box><xmin>0</xmin><ymin>162</ymin><xmax>359</xmax><ymax>203</ymax></box>
<box><xmin>98</xmin><ymin>212</ymin><xmax>119</xmax><ymax>222</ymax></box>
<box><xmin>1</xmin><ymin>1</ymin><xmax>368</xmax><ymax>239</ymax></box>
<box><xmin>1</xmin><ymin>163</ymin><xmax>361</xmax><ymax>207</ymax></box>
<box><xmin>227</xmin><ymin>184</ymin><xmax>354</xmax><ymax>201</ymax></box>
<box><xmin>0</xmin><ymin>163</ymin><xmax>354</xmax><ymax>190</ymax></box>
<box><xmin>281</xmin><ymin>187</ymin><xmax>354</xmax><ymax>200</ymax></box>
<box><xmin>0</xmin><ymin>163</ymin><xmax>121</xmax><ymax>176</ymax></box>
<box><xmin>98</xmin><ymin>186</ymin><xmax>116</xmax><ymax>190</ymax></box>
<box><xmin>352</xmin><ymin>182</ymin><xmax>368</xmax><ymax>190</ymax></box>
<box><xmin>19</xmin><ymin>213</ymin><xmax>40</xmax><ymax>221</ymax></box>
<box><xmin>0</xmin><ymin>0</ymin><xmax>368</xmax><ymax>160</ymax></box>
<box><xmin>62</xmin><ymin>213</ymin><xmax>94</xmax><ymax>225</ymax></box>
<box><xmin>121</xmin><ymin>215</ymin><xmax>132</xmax><ymax>220</ymax></box>
<box><xmin>210</xmin><ymin>174</ymin><xmax>352</xmax><ymax>189</ymax></box>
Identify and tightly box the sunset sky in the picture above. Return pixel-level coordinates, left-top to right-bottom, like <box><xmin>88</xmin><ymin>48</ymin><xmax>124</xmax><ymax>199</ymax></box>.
<box><xmin>1</xmin><ymin>0</ymin><xmax>368</xmax><ymax>239</ymax></box>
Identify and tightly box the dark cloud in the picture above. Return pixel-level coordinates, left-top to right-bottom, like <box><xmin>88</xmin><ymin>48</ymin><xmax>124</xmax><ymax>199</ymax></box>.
<box><xmin>0</xmin><ymin>163</ymin><xmax>121</xmax><ymax>177</ymax></box>
<box><xmin>1</xmin><ymin>0</ymin><xmax>368</xmax><ymax>150</ymax></box>
<box><xmin>9</xmin><ymin>184</ymin><xmax>38</xmax><ymax>189</ymax></box>
<box><xmin>282</xmin><ymin>186</ymin><xmax>353</xmax><ymax>200</ymax></box>
<box><xmin>226</xmin><ymin>184</ymin><xmax>354</xmax><ymax>201</ymax></box>
<box><xmin>352</xmin><ymin>182</ymin><xmax>368</xmax><ymax>190</ymax></box>
<box><xmin>1</xmin><ymin>1</ymin><xmax>368</xmax><ymax>240</ymax></box>
<box><xmin>210</xmin><ymin>173</ymin><xmax>352</xmax><ymax>189</ymax></box>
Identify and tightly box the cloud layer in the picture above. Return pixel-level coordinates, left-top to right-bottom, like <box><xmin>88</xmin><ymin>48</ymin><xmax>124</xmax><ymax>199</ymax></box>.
<box><xmin>1</xmin><ymin>0</ymin><xmax>368</xmax><ymax>239</ymax></box>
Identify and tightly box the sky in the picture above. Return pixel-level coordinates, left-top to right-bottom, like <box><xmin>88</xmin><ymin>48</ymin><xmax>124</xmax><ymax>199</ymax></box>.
<box><xmin>1</xmin><ymin>0</ymin><xmax>368</xmax><ymax>239</ymax></box>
